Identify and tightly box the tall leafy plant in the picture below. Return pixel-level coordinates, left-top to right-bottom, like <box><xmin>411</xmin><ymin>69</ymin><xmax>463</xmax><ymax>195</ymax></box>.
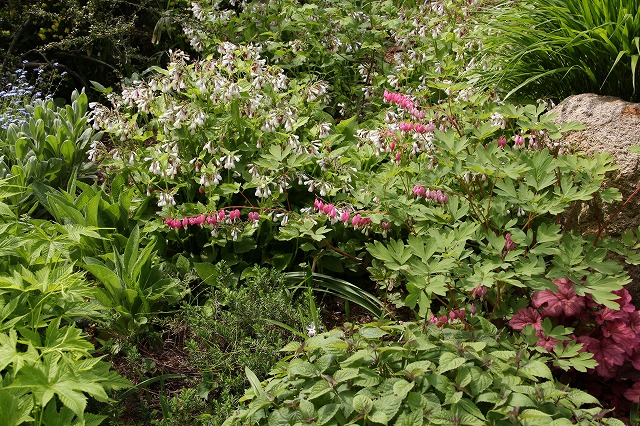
<box><xmin>0</xmin><ymin>179</ymin><xmax>131</xmax><ymax>425</ymax></box>
<box><xmin>81</xmin><ymin>226</ymin><xmax>187</xmax><ymax>338</ymax></box>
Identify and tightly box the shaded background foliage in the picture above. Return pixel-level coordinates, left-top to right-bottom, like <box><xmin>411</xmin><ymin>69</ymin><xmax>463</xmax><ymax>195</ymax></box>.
<box><xmin>0</xmin><ymin>0</ymin><xmax>194</xmax><ymax>100</ymax></box>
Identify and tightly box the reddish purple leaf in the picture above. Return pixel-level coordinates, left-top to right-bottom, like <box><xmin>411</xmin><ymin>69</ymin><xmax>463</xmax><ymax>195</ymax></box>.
<box><xmin>509</xmin><ymin>307</ymin><xmax>542</xmax><ymax>331</ymax></box>
<box><xmin>532</xmin><ymin>279</ymin><xmax>584</xmax><ymax>318</ymax></box>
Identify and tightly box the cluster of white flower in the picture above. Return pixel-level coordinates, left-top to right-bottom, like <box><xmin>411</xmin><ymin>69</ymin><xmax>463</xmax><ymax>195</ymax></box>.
<box><xmin>357</xmin><ymin>129</ymin><xmax>385</xmax><ymax>155</ymax></box>
<box><xmin>306</xmin><ymin>81</ymin><xmax>329</xmax><ymax>103</ymax></box>
<box><xmin>490</xmin><ymin>112</ymin><xmax>507</xmax><ymax>129</ymax></box>
<box><xmin>190</xmin><ymin>1</ymin><xmax>207</xmax><ymax>20</ymax></box>
<box><xmin>87</xmin><ymin>140</ymin><xmax>102</xmax><ymax>162</ymax></box>
<box><xmin>318</xmin><ymin>122</ymin><xmax>331</xmax><ymax>138</ymax></box>
<box><xmin>89</xmin><ymin>99</ymin><xmax>139</xmax><ymax>142</ymax></box>
<box><xmin>145</xmin><ymin>143</ymin><xmax>180</xmax><ymax>179</ymax></box>
<box><xmin>157</xmin><ymin>192</ymin><xmax>176</xmax><ymax>208</ymax></box>
<box><xmin>199</xmin><ymin>172</ymin><xmax>222</xmax><ymax>187</ymax></box>
<box><xmin>121</xmin><ymin>82</ymin><xmax>154</xmax><ymax>113</ymax></box>
<box><xmin>90</xmin><ymin>22</ymin><xmax>341</xmax><ymax>215</ymax></box>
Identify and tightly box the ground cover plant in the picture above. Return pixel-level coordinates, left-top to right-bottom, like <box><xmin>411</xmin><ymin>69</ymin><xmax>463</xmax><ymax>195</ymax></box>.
<box><xmin>224</xmin><ymin>320</ymin><xmax>624</xmax><ymax>425</ymax></box>
<box><xmin>2</xmin><ymin>0</ymin><xmax>640</xmax><ymax>424</ymax></box>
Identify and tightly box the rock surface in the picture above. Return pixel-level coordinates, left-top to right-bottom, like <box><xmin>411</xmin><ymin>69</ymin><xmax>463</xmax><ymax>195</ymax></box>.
<box><xmin>547</xmin><ymin>93</ymin><xmax>640</xmax><ymax>236</ymax></box>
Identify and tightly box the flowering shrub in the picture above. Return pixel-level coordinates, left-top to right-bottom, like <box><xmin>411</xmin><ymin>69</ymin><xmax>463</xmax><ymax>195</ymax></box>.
<box><xmin>87</xmin><ymin>1</ymin><xmax>640</xmax><ymax>420</ymax></box>
<box><xmin>91</xmin><ymin>45</ymin><xmax>335</xmax><ymax>211</ymax></box>
<box><xmin>511</xmin><ymin>279</ymin><xmax>640</xmax><ymax>414</ymax></box>
<box><xmin>183</xmin><ymin>0</ymin><xmax>391</xmax><ymax>117</ymax></box>
<box><xmin>361</xmin><ymin>90</ymin><xmax>629</xmax><ymax>320</ymax></box>
<box><xmin>182</xmin><ymin>0</ymin><xmax>488</xmax><ymax>119</ymax></box>
<box><xmin>92</xmin><ymin>36</ymin><xmax>632</xmax><ymax>322</ymax></box>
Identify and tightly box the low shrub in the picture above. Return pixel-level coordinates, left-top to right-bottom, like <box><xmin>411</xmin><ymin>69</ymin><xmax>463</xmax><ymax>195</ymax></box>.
<box><xmin>166</xmin><ymin>264</ymin><xmax>309</xmax><ymax>424</ymax></box>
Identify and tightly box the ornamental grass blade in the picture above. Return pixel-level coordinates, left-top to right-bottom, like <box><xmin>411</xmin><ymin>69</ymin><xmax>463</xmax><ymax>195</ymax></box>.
<box><xmin>601</xmin><ymin>50</ymin><xmax>627</xmax><ymax>90</ymax></box>
<box><xmin>284</xmin><ymin>272</ymin><xmax>384</xmax><ymax>317</ymax></box>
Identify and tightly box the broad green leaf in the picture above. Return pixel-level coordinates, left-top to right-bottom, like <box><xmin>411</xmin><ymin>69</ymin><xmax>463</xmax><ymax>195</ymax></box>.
<box><xmin>438</xmin><ymin>352</ymin><xmax>467</xmax><ymax>374</ymax></box>
<box><xmin>308</xmin><ymin>380</ymin><xmax>332</xmax><ymax>400</ymax></box>
<box><xmin>0</xmin><ymin>329</ymin><xmax>38</xmax><ymax>373</ymax></box>
<box><xmin>43</xmin><ymin>321</ymin><xmax>93</xmax><ymax>356</ymax></box>
<box><xmin>393</xmin><ymin>379</ymin><xmax>414</xmax><ymax>399</ymax></box>
<box><xmin>395</xmin><ymin>410</ymin><xmax>423</xmax><ymax>426</ymax></box>
<box><xmin>193</xmin><ymin>262</ymin><xmax>220</xmax><ymax>288</ymax></box>
<box><xmin>0</xmin><ymin>389</ymin><xmax>33</xmax><ymax>426</ymax></box>
<box><xmin>368</xmin><ymin>409</ymin><xmax>389</xmax><ymax>425</ymax></box>
<box><xmin>333</xmin><ymin>368</ymin><xmax>359</xmax><ymax>383</ymax></box>
<box><xmin>456</xmin><ymin>398</ymin><xmax>485</xmax><ymax>420</ymax></box>
<box><xmin>299</xmin><ymin>399</ymin><xmax>315</xmax><ymax>419</ymax></box>
<box><xmin>288</xmin><ymin>361</ymin><xmax>317</xmax><ymax>378</ymax></box>
<box><xmin>352</xmin><ymin>394</ymin><xmax>373</xmax><ymax>414</ymax></box>
<box><xmin>358</xmin><ymin>326</ymin><xmax>388</xmax><ymax>339</ymax></box>
<box><xmin>10</xmin><ymin>356</ymin><xmax>88</xmax><ymax>418</ymax></box>
<box><xmin>373</xmin><ymin>395</ymin><xmax>403</xmax><ymax>421</ymax></box>
<box><xmin>245</xmin><ymin>366</ymin><xmax>264</xmax><ymax>396</ymax></box>
<box><xmin>317</xmin><ymin>403</ymin><xmax>339</xmax><ymax>425</ymax></box>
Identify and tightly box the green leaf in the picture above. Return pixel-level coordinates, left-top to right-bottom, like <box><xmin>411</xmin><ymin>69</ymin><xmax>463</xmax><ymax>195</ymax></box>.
<box><xmin>438</xmin><ymin>352</ymin><xmax>467</xmax><ymax>374</ymax></box>
<box><xmin>566</xmin><ymin>389</ymin><xmax>599</xmax><ymax>407</ymax></box>
<box><xmin>309</xmin><ymin>380</ymin><xmax>332</xmax><ymax>401</ymax></box>
<box><xmin>395</xmin><ymin>410</ymin><xmax>424</xmax><ymax>426</ymax></box>
<box><xmin>60</xmin><ymin>140</ymin><xmax>75</xmax><ymax>164</ymax></box>
<box><xmin>81</xmin><ymin>260</ymin><xmax>123</xmax><ymax>307</ymax></box>
<box><xmin>0</xmin><ymin>390</ymin><xmax>32</xmax><ymax>426</ymax></box>
<box><xmin>359</xmin><ymin>326</ymin><xmax>388</xmax><ymax>339</ymax></box>
<box><xmin>600</xmin><ymin>187</ymin><xmax>622</xmax><ymax>203</ymax></box>
<box><xmin>245</xmin><ymin>366</ymin><xmax>264</xmax><ymax>396</ymax></box>
<box><xmin>43</xmin><ymin>321</ymin><xmax>94</xmax><ymax>356</ymax></box>
<box><xmin>373</xmin><ymin>395</ymin><xmax>403</xmax><ymax>421</ymax></box>
<box><xmin>299</xmin><ymin>399</ymin><xmax>315</xmax><ymax>419</ymax></box>
<box><xmin>393</xmin><ymin>379</ymin><xmax>414</xmax><ymax>399</ymax></box>
<box><xmin>0</xmin><ymin>329</ymin><xmax>38</xmax><ymax>373</ymax></box>
<box><xmin>519</xmin><ymin>408</ymin><xmax>552</xmax><ymax>421</ymax></box>
<box><xmin>333</xmin><ymin>368</ymin><xmax>359</xmax><ymax>383</ymax></box>
<box><xmin>508</xmin><ymin>393</ymin><xmax>535</xmax><ymax>407</ymax></box>
<box><xmin>520</xmin><ymin>359</ymin><xmax>553</xmax><ymax>380</ymax></box>
<box><xmin>288</xmin><ymin>361</ymin><xmax>317</xmax><ymax>378</ymax></box>
<box><xmin>368</xmin><ymin>409</ymin><xmax>389</xmax><ymax>425</ymax></box>
<box><xmin>456</xmin><ymin>398</ymin><xmax>485</xmax><ymax>421</ymax></box>
<box><xmin>89</xmin><ymin>81</ymin><xmax>112</xmax><ymax>95</ymax></box>
<box><xmin>353</xmin><ymin>394</ymin><xmax>373</xmax><ymax>414</ymax></box>
<box><xmin>193</xmin><ymin>262</ymin><xmax>218</xmax><ymax>287</ymax></box>
<box><xmin>10</xmin><ymin>355</ymin><xmax>88</xmax><ymax>418</ymax></box>
<box><xmin>41</xmin><ymin>401</ymin><xmax>77</xmax><ymax>426</ymax></box>
<box><xmin>317</xmin><ymin>403</ymin><xmax>339</xmax><ymax>425</ymax></box>
<box><xmin>15</xmin><ymin>137</ymin><xmax>30</xmax><ymax>160</ymax></box>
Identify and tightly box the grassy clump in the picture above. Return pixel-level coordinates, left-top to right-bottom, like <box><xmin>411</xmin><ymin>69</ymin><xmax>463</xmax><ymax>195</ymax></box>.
<box><xmin>470</xmin><ymin>0</ymin><xmax>640</xmax><ymax>102</ymax></box>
